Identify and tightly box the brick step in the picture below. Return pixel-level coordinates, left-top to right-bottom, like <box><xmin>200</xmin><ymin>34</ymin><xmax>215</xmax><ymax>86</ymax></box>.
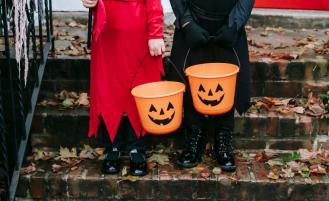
<box><xmin>42</xmin><ymin>58</ymin><xmax>329</xmax><ymax>82</ymax></box>
<box><xmin>31</xmin><ymin>107</ymin><xmax>329</xmax><ymax>150</ymax></box>
<box><xmin>39</xmin><ymin>79</ymin><xmax>329</xmax><ymax>100</ymax></box>
<box><xmin>53</xmin><ymin>9</ymin><xmax>329</xmax><ymax>30</ymax></box>
<box><xmin>16</xmin><ymin>156</ymin><xmax>329</xmax><ymax>201</ymax></box>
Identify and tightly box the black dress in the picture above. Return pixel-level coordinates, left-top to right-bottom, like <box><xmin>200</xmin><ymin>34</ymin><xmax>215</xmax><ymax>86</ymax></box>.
<box><xmin>167</xmin><ymin>0</ymin><xmax>254</xmax><ymax>130</ymax></box>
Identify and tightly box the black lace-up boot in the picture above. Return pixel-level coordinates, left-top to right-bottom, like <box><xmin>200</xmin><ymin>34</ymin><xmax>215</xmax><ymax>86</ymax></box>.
<box><xmin>177</xmin><ymin>125</ymin><xmax>205</xmax><ymax>168</ymax></box>
<box><xmin>214</xmin><ymin>128</ymin><xmax>236</xmax><ymax>172</ymax></box>
<box><xmin>129</xmin><ymin>149</ymin><xmax>147</xmax><ymax>176</ymax></box>
<box><xmin>102</xmin><ymin>147</ymin><xmax>121</xmax><ymax>174</ymax></box>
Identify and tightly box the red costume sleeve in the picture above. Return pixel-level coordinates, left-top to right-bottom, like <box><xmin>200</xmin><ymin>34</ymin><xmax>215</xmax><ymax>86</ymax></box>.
<box><xmin>146</xmin><ymin>0</ymin><xmax>164</xmax><ymax>39</ymax></box>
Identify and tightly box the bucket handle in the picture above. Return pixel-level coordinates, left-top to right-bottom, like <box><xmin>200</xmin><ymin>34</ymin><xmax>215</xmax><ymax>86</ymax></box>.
<box><xmin>182</xmin><ymin>45</ymin><xmax>241</xmax><ymax>71</ymax></box>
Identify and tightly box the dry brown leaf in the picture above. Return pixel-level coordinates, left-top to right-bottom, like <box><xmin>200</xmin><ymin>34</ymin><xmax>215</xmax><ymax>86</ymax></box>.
<box><xmin>280</xmin><ymin>168</ymin><xmax>295</xmax><ymax>178</ymax></box>
<box><xmin>56</xmin><ymin>147</ymin><xmax>78</xmax><ymax>160</ymax></box>
<box><xmin>20</xmin><ymin>163</ymin><xmax>36</xmax><ymax>175</ymax></box>
<box><xmin>76</xmin><ymin>93</ymin><xmax>89</xmax><ymax>106</ymax></box>
<box><xmin>292</xmin><ymin>106</ymin><xmax>305</xmax><ymax>114</ymax></box>
<box><xmin>310</xmin><ymin>164</ymin><xmax>327</xmax><ymax>174</ymax></box>
<box><xmin>122</xmin><ymin>166</ymin><xmax>128</xmax><ymax>177</ymax></box>
<box><xmin>276</xmin><ymin>107</ymin><xmax>293</xmax><ymax>116</ymax></box>
<box><xmin>147</xmin><ymin>154</ymin><xmax>170</xmax><ymax>165</ymax></box>
<box><xmin>198</xmin><ymin>167</ymin><xmax>211</xmax><ymax>179</ymax></box>
<box><xmin>52</xmin><ymin>164</ymin><xmax>62</xmax><ymax>173</ymax></box>
<box><xmin>260</xmin><ymin>31</ymin><xmax>269</xmax><ymax>37</ymax></box>
<box><xmin>147</xmin><ymin>161</ymin><xmax>157</xmax><ymax>170</ymax></box>
<box><xmin>299</xmin><ymin>149</ymin><xmax>316</xmax><ymax>161</ymax></box>
<box><xmin>255</xmin><ymin>151</ymin><xmax>269</xmax><ymax>163</ymax></box>
<box><xmin>95</xmin><ymin>148</ymin><xmax>106</xmax><ymax>155</ymax></box>
<box><xmin>287</xmin><ymin>161</ymin><xmax>301</xmax><ymax>171</ymax></box>
<box><xmin>267</xmin><ymin>171</ymin><xmax>279</xmax><ymax>180</ymax></box>
<box><xmin>308</xmin><ymin>105</ymin><xmax>324</xmax><ymax>116</ymax></box>
<box><xmin>68</xmin><ymin>21</ymin><xmax>78</xmax><ymax>27</ymax></box>
<box><xmin>61</xmin><ymin>158</ymin><xmax>81</xmax><ymax>169</ymax></box>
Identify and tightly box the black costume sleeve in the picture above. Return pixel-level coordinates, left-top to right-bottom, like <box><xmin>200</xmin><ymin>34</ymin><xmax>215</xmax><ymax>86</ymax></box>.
<box><xmin>228</xmin><ymin>0</ymin><xmax>255</xmax><ymax>30</ymax></box>
<box><xmin>169</xmin><ymin>0</ymin><xmax>192</xmax><ymax>28</ymax></box>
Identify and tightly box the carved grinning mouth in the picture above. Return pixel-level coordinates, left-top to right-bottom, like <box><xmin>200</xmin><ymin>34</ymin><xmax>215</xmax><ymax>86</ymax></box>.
<box><xmin>148</xmin><ymin>112</ymin><xmax>176</xmax><ymax>126</ymax></box>
<box><xmin>197</xmin><ymin>94</ymin><xmax>225</xmax><ymax>107</ymax></box>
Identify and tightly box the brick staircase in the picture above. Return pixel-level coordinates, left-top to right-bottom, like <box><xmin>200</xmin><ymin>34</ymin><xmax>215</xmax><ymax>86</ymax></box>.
<box><xmin>15</xmin><ymin>10</ymin><xmax>329</xmax><ymax>201</ymax></box>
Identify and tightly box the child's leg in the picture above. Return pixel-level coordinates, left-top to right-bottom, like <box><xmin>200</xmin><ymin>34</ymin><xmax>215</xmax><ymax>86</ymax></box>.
<box><xmin>213</xmin><ymin>108</ymin><xmax>235</xmax><ymax>131</ymax></box>
<box><xmin>124</xmin><ymin>118</ymin><xmax>145</xmax><ymax>152</ymax></box>
<box><xmin>98</xmin><ymin>117</ymin><xmax>124</xmax><ymax>150</ymax></box>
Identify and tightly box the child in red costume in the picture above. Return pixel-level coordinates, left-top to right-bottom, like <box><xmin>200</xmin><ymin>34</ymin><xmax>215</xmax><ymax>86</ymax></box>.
<box><xmin>83</xmin><ymin>0</ymin><xmax>165</xmax><ymax>176</ymax></box>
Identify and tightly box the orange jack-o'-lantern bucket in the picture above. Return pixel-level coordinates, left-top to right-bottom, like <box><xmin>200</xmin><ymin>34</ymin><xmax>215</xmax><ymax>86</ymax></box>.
<box><xmin>185</xmin><ymin>63</ymin><xmax>239</xmax><ymax>115</ymax></box>
<box><xmin>131</xmin><ymin>81</ymin><xmax>185</xmax><ymax>135</ymax></box>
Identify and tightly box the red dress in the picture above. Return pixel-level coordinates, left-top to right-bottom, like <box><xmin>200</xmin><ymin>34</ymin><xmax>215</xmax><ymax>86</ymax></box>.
<box><xmin>88</xmin><ymin>0</ymin><xmax>164</xmax><ymax>142</ymax></box>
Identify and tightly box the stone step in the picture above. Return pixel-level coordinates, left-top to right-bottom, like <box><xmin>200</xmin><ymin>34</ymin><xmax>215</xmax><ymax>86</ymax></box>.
<box><xmin>42</xmin><ymin>58</ymin><xmax>329</xmax><ymax>82</ymax></box>
<box><xmin>53</xmin><ymin>9</ymin><xmax>329</xmax><ymax>29</ymax></box>
<box><xmin>16</xmin><ymin>156</ymin><xmax>329</xmax><ymax>201</ymax></box>
<box><xmin>37</xmin><ymin>57</ymin><xmax>329</xmax><ymax>99</ymax></box>
<box><xmin>31</xmin><ymin>107</ymin><xmax>329</xmax><ymax>151</ymax></box>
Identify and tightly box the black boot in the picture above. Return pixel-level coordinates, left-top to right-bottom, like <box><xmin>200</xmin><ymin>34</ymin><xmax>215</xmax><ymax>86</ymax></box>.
<box><xmin>214</xmin><ymin>129</ymin><xmax>236</xmax><ymax>172</ymax></box>
<box><xmin>102</xmin><ymin>148</ymin><xmax>121</xmax><ymax>174</ymax></box>
<box><xmin>177</xmin><ymin>125</ymin><xmax>205</xmax><ymax>168</ymax></box>
<box><xmin>129</xmin><ymin>149</ymin><xmax>147</xmax><ymax>176</ymax></box>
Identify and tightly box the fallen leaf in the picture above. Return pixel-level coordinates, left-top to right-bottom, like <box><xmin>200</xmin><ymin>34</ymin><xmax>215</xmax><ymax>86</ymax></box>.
<box><xmin>260</xmin><ymin>31</ymin><xmax>269</xmax><ymax>37</ymax></box>
<box><xmin>286</xmin><ymin>161</ymin><xmax>300</xmax><ymax>171</ymax></box>
<box><xmin>61</xmin><ymin>158</ymin><xmax>81</xmax><ymax>169</ymax></box>
<box><xmin>56</xmin><ymin>147</ymin><xmax>78</xmax><ymax>160</ymax></box>
<box><xmin>121</xmin><ymin>175</ymin><xmax>139</xmax><ymax>182</ymax></box>
<box><xmin>95</xmin><ymin>148</ymin><xmax>106</xmax><ymax>155</ymax></box>
<box><xmin>276</xmin><ymin>107</ymin><xmax>293</xmax><ymax>116</ymax></box>
<box><xmin>68</xmin><ymin>21</ymin><xmax>78</xmax><ymax>27</ymax></box>
<box><xmin>266</xmin><ymin>159</ymin><xmax>284</xmax><ymax>167</ymax></box>
<box><xmin>52</xmin><ymin>164</ymin><xmax>62</xmax><ymax>173</ymax></box>
<box><xmin>20</xmin><ymin>163</ymin><xmax>36</xmax><ymax>175</ymax></box>
<box><xmin>297</xmin><ymin>164</ymin><xmax>310</xmax><ymax>178</ymax></box>
<box><xmin>292</xmin><ymin>106</ymin><xmax>305</xmax><ymax>114</ymax></box>
<box><xmin>147</xmin><ymin>154</ymin><xmax>170</xmax><ymax>165</ymax></box>
<box><xmin>62</xmin><ymin>98</ymin><xmax>74</xmax><ymax>107</ymax></box>
<box><xmin>280</xmin><ymin>168</ymin><xmax>295</xmax><ymax>178</ymax></box>
<box><xmin>310</xmin><ymin>164</ymin><xmax>327</xmax><ymax>174</ymax></box>
<box><xmin>212</xmin><ymin>167</ymin><xmax>222</xmax><ymax>175</ymax></box>
<box><xmin>308</xmin><ymin>105</ymin><xmax>325</xmax><ymax>116</ymax></box>
<box><xmin>190</xmin><ymin>164</ymin><xmax>206</xmax><ymax>174</ymax></box>
<box><xmin>281</xmin><ymin>151</ymin><xmax>301</xmax><ymax>162</ymax></box>
<box><xmin>76</xmin><ymin>93</ymin><xmax>89</xmax><ymax>106</ymax></box>
<box><xmin>198</xmin><ymin>167</ymin><xmax>211</xmax><ymax>179</ymax></box>
<box><xmin>79</xmin><ymin>145</ymin><xmax>97</xmax><ymax>159</ymax></box>
<box><xmin>255</xmin><ymin>151</ymin><xmax>269</xmax><ymax>163</ymax></box>
<box><xmin>299</xmin><ymin>149</ymin><xmax>316</xmax><ymax>161</ymax></box>
<box><xmin>147</xmin><ymin>161</ymin><xmax>157</xmax><ymax>170</ymax></box>
<box><xmin>267</xmin><ymin>171</ymin><xmax>279</xmax><ymax>180</ymax></box>
<box><xmin>122</xmin><ymin>166</ymin><xmax>128</xmax><ymax>177</ymax></box>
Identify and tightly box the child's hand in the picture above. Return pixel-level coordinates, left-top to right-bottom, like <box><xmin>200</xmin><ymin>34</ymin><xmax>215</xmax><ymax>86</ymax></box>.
<box><xmin>148</xmin><ymin>39</ymin><xmax>165</xmax><ymax>56</ymax></box>
<box><xmin>82</xmin><ymin>0</ymin><xmax>98</xmax><ymax>8</ymax></box>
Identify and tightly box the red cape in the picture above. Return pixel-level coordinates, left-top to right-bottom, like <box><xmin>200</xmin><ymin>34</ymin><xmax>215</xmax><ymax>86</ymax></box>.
<box><xmin>88</xmin><ymin>0</ymin><xmax>164</xmax><ymax>142</ymax></box>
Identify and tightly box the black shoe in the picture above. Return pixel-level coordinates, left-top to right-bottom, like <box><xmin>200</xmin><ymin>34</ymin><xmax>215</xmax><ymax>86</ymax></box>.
<box><xmin>102</xmin><ymin>148</ymin><xmax>121</xmax><ymax>174</ymax></box>
<box><xmin>129</xmin><ymin>149</ymin><xmax>147</xmax><ymax>176</ymax></box>
<box><xmin>177</xmin><ymin>125</ymin><xmax>205</xmax><ymax>168</ymax></box>
<box><xmin>214</xmin><ymin>129</ymin><xmax>236</xmax><ymax>172</ymax></box>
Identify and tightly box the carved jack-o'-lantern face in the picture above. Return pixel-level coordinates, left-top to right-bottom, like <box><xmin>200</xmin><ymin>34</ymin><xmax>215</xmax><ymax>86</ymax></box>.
<box><xmin>148</xmin><ymin>102</ymin><xmax>175</xmax><ymax>126</ymax></box>
<box><xmin>197</xmin><ymin>83</ymin><xmax>225</xmax><ymax>107</ymax></box>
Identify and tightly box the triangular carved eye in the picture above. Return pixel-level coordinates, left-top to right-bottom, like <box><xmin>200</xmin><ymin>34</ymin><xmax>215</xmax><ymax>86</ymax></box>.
<box><xmin>149</xmin><ymin>104</ymin><xmax>157</xmax><ymax>112</ymax></box>
<box><xmin>198</xmin><ymin>84</ymin><xmax>205</xmax><ymax>92</ymax></box>
<box><xmin>167</xmin><ymin>102</ymin><xmax>174</xmax><ymax>111</ymax></box>
<box><xmin>216</xmin><ymin>84</ymin><xmax>223</xmax><ymax>92</ymax></box>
